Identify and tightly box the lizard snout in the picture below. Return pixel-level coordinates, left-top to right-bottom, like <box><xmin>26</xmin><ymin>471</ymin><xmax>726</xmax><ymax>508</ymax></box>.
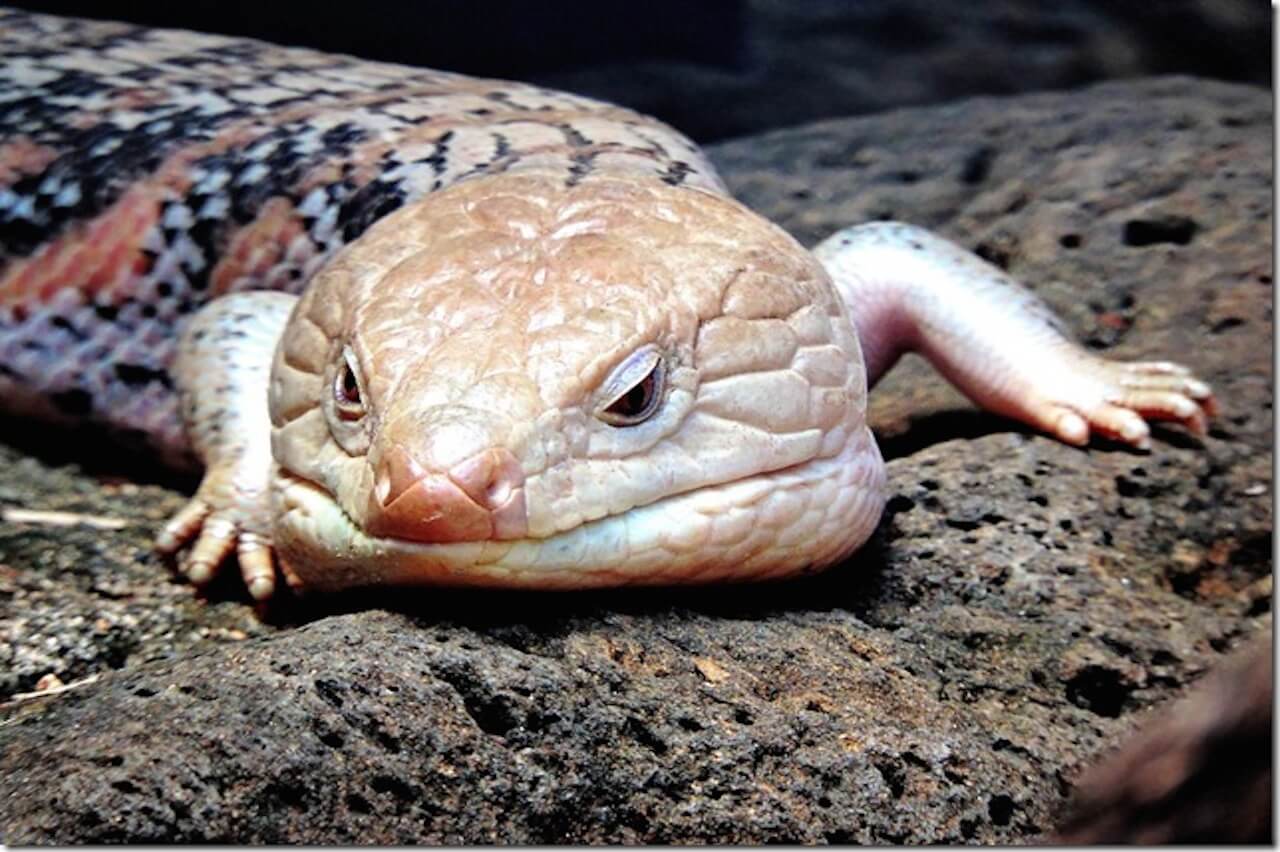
<box><xmin>366</xmin><ymin>445</ymin><xmax>527</xmax><ymax>543</ymax></box>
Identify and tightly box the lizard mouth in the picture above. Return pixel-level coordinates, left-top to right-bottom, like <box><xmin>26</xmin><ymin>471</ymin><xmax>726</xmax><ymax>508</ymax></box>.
<box><xmin>269</xmin><ymin>428</ymin><xmax>887</xmax><ymax>593</ymax></box>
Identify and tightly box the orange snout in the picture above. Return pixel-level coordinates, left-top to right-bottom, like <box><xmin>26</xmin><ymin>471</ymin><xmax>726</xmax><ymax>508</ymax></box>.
<box><xmin>366</xmin><ymin>445</ymin><xmax>527</xmax><ymax>543</ymax></box>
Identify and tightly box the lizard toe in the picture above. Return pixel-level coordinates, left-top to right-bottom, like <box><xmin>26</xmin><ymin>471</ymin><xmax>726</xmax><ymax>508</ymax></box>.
<box><xmin>1026</xmin><ymin>403</ymin><xmax>1091</xmax><ymax>446</ymax></box>
<box><xmin>237</xmin><ymin>534</ymin><xmax>277</xmax><ymax>600</ymax></box>
<box><xmin>155</xmin><ymin>498</ymin><xmax>212</xmax><ymax>555</ymax></box>
<box><xmin>1080</xmin><ymin>401</ymin><xmax>1153</xmax><ymax>451</ymax></box>
<box><xmin>1113</xmin><ymin>388</ymin><xmax>1210</xmax><ymax>436</ymax></box>
<box><xmin>180</xmin><ymin>515</ymin><xmax>239</xmax><ymax>584</ymax></box>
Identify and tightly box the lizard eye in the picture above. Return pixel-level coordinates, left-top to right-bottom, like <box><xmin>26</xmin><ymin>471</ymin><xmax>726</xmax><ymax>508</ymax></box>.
<box><xmin>333</xmin><ymin>348</ymin><xmax>366</xmax><ymax>419</ymax></box>
<box><xmin>597</xmin><ymin>347</ymin><xmax>665</xmax><ymax>427</ymax></box>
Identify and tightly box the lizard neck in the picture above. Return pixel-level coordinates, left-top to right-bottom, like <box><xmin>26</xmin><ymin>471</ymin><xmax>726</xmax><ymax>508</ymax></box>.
<box><xmin>368</xmin><ymin>100</ymin><xmax>728</xmax><ymax>206</ymax></box>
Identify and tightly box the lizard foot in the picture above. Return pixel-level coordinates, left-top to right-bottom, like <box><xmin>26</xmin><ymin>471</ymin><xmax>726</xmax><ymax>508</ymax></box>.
<box><xmin>158</xmin><ymin>290</ymin><xmax>298</xmax><ymax>601</ymax></box>
<box><xmin>1022</xmin><ymin>356</ymin><xmax>1217</xmax><ymax>451</ymax></box>
<box><xmin>155</xmin><ymin>475</ymin><xmax>279</xmax><ymax>601</ymax></box>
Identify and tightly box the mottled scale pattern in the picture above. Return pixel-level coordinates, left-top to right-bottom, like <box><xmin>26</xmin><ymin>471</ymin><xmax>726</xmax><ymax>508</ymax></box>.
<box><xmin>0</xmin><ymin>9</ymin><xmax>722</xmax><ymax>462</ymax></box>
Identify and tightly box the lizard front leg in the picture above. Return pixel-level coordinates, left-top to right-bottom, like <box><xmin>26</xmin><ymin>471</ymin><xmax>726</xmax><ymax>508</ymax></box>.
<box><xmin>815</xmin><ymin>222</ymin><xmax>1216</xmax><ymax>449</ymax></box>
<box><xmin>155</xmin><ymin>291</ymin><xmax>297</xmax><ymax>600</ymax></box>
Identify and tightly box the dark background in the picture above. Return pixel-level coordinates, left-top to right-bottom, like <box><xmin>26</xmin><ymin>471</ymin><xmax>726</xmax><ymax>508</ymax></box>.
<box><xmin>8</xmin><ymin>1</ymin><xmax>1272</xmax><ymax>143</ymax></box>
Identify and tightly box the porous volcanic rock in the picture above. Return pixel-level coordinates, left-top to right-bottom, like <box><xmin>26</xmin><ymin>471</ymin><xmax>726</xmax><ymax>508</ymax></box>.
<box><xmin>0</xmin><ymin>76</ymin><xmax>1270</xmax><ymax>843</ymax></box>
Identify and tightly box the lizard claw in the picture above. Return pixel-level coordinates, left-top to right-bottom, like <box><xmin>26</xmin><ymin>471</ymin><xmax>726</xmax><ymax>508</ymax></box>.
<box><xmin>155</xmin><ymin>481</ymin><xmax>279</xmax><ymax>601</ymax></box>
<box><xmin>1030</xmin><ymin>356</ymin><xmax>1216</xmax><ymax>451</ymax></box>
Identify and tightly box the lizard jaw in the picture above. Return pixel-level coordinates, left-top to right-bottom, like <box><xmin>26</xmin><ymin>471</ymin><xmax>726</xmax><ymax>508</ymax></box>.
<box><xmin>269</xmin><ymin>427</ymin><xmax>887</xmax><ymax>593</ymax></box>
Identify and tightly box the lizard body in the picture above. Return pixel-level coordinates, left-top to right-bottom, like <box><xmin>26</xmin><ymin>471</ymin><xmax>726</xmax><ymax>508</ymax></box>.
<box><xmin>0</xmin><ymin>11</ymin><xmax>1215</xmax><ymax>599</ymax></box>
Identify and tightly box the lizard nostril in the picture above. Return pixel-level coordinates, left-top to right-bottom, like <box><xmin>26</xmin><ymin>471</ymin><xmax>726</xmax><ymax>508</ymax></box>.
<box><xmin>486</xmin><ymin>478</ymin><xmax>513</xmax><ymax>507</ymax></box>
<box><xmin>374</xmin><ymin>469</ymin><xmax>391</xmax><ymax>504</ymax></box>
<box><xmin>449</xmin><ymin>448</ymin><xmax>524</xmax><ymax>510</ymax></box>
<box><xmin>375</xmin><ymin>446</ymin><xmax>427</xmax><ymax>507</ymax></box>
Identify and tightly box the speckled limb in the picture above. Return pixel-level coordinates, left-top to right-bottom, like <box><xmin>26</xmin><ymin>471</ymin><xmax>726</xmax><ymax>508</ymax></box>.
<box><xmin>814</xmin><ymin>222</ymin><xmax>1216</xmax><ymax>449</ymax></box>
<box><xmin>154</xmin><ymin>291</ymin><xmax>296</xmax><ymax>599</ymax></box>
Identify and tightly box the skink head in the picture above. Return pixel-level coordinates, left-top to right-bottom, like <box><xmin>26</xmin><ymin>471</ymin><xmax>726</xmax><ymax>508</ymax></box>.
<box><xmin>266</xmin><ymin>171</ymin><xmax>877</xmax><ymax>590</ymax></box>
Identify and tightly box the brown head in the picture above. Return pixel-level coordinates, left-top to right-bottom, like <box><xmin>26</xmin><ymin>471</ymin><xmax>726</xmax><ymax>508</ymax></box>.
<box><xmin>267</xmin><ymin>171</ymin><xmax>884</xmax><ymax>590</ymax></box>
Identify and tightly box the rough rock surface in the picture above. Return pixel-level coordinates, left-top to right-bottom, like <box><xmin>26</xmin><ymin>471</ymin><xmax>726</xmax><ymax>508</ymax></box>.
<box><xmin>0</xmin><ymin>77</ymin><xmax>1271</xmax><ymax>843</ymax></box>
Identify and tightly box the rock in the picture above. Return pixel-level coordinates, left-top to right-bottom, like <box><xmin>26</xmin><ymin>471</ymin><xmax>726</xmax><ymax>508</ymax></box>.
<box><xmin>0</xmin><ymin>76</ymin><xmax>1271</xmax><ymax>843</ymax></box>
<box><xmin>1054</xmin><ymin>634</ymin><xmax>1271</xmax><ymax>843</ymax></box>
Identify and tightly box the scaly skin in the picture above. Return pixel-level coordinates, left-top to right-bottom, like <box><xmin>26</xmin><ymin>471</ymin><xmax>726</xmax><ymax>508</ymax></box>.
<box><xmin>0</xmin><ymin>11</ymin><xmax>1215</xmax><ymax>598</ymax></box>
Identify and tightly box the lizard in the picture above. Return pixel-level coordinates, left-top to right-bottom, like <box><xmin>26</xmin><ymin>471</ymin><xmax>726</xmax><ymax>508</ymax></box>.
<box><xmin>0</xmin><ymin>10</ymin><xmax>1216</xmax><ymax>601</ymax></box>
